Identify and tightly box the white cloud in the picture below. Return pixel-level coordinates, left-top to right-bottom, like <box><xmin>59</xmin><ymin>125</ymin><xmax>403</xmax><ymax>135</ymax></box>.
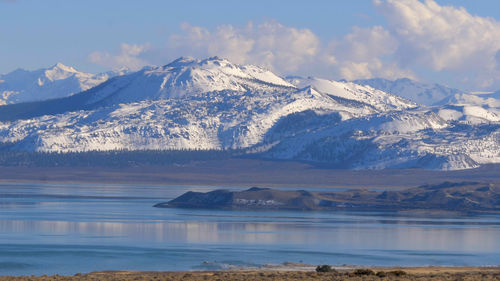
<box><xmin>87</xmin><ymin>1</ymin><xmax>500</xmax><ymax>89</ymax></box>
<box><xmin>325</xmin><ymin>25</ymin><xmax>415</xmax><ymax>80</ymax></box>
<box><xmin>89</xmin><ymin>21</ymin><xmax>319</xmax><ymax>75</ymax></box>
<box><xmin>167</xmin><ymin>22</ymin><xmax>254</xmax><ymax>67</ymax></box>
<box><xmin>375</xmin><ymin>0</ymin><xmax>500</xmax><ymax>88</ymax></box>
<box><xmin>167</xmin><ymin>21</ymin><xmax>320</xmax><ymax>73</ymax></box>
<box><xmin>332</xmin><ymin>26</ymin><xmax>396</xmax><ymax>63</ymax></box>
<box><xmin>88</xmin><ymin>43</ymin><xmax>150</xmax><ymax>71</ymax></box>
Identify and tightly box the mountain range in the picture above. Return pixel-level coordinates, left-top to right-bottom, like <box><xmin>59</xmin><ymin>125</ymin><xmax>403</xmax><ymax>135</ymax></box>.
<box><xmin>0</xmin><ymin>56</ymin><xmax>498</xmax><ymax>171</ymax></box>
<box><xmin>0</xmin><ymin>63</ymin><xmax>127</xmax><ymax>105</ymax></box>
<box><xmin>352</xmin><ymin>78</ymin><xmax>463</xmax><ymax>106</ymax></box>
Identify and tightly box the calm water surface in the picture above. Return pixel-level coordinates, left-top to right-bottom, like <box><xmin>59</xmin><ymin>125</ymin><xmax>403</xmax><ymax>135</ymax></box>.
<box><xmin>0</xmin><ymin>182</ymin><xmax>499</xmax><ymax>275</ymax></box>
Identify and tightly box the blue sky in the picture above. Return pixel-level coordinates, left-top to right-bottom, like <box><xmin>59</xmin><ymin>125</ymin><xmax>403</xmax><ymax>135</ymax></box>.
<box><xmin>1</xmin><ymin>0</ymin><xmax>500</xmax><ymax>91</ymax></box>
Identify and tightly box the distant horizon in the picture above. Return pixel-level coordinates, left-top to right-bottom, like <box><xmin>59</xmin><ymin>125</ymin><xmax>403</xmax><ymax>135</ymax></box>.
<box><xmin>1</xmin><ymin>0</ymin><xmax>500</xmax><ymax>91</ymax></box>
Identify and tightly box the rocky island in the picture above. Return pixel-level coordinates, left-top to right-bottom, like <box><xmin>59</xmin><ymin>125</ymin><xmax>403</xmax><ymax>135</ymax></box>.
<box><xmin>155</xmin><ymin>182</ymin><xmax>500</xmax><ymax>213</ymax></box>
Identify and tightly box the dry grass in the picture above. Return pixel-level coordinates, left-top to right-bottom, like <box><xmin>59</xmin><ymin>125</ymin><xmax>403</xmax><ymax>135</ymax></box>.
<box><xmin>0</xmin><ymin>268</ymin><xmax>499</xmax><ymax>281</ymax></box>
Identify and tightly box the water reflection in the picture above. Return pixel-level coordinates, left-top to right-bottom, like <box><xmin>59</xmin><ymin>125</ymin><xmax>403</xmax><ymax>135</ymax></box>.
<box><xmin>0</xmin><ymin>182</ymin><xmax>499</xmax><ymax>275</ymax></box>
<box><xmin>1</xmin><ymin>216</ymin><xmax>499</xmax><ymax>252</ymax></box>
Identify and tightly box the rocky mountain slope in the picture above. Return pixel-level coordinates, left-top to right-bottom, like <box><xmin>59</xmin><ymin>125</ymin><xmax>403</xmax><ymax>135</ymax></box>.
<box><xmin>0</xmin><ymin>57</ymin><xmax>498</xmax><ymax>170</ymax></box>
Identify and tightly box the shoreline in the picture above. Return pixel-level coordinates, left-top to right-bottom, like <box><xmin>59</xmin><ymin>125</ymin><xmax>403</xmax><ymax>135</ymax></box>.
<box><xmin>1</xmin><ymin>266</ymin><xmax>499</xmax><ymax>280</ymax></box>
<box><xmin>0</xmin><ymin>160</ymin><xmax>498</xmax><ymax>189</ymax></box>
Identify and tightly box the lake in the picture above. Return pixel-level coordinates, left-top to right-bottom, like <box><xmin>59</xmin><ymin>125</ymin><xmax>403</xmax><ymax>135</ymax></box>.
<box><xmin>0</xmin><ymin>182</ymin><xmax>499</xmax><ymax>275</ymax></box>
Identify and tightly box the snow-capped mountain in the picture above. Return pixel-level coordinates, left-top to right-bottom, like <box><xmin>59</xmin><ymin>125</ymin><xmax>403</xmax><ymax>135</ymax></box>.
<box><xmin>82</xmin><ymin>56</ymin><xmax>297</xmax><ymax>106</ymax></box>
<box><xmin>287</xmin><ymin>76</ymin><xmax>416</xmax><ymax>112</ymax></box>
<box><xmin>352</xmin><ymin>78</ymin><xmax>462</xmax><ymax>106</ymax></box>
<box><xmin>436</xmin><ymin>93</ymin><xmax>500</xmax><ymax>107</ymax></box>
<box><xmin>0</xmin><ymin>57</ymin><xmax>498</xmax><ymax>171</ymax></box>
<box><xmin>430</xmin><ymin>92</ymin><xmax>499</xmax><ymax>125</ymax></box>
<box><xmin>0</xmin><ymin>63</ymin><xmax>127</xmax><ymax>105</ymax></box>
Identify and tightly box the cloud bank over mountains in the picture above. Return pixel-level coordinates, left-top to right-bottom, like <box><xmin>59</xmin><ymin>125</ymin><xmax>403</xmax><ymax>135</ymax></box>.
<box><xmin>89</xmin><ymin>0</ymin><xmax>500</xmax><ymax>90</ymax></box>
<box><xmin>375</xmin><ymin>0</ymin><xmax>500</xmax><ymax>89</ymax></box>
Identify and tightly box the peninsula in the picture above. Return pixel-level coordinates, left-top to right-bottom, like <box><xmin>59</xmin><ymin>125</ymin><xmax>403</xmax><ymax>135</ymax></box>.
<box><xmin>155</xmin><ymin>182</ymin><xmax>500</xmax><ymax>213</ymax></box>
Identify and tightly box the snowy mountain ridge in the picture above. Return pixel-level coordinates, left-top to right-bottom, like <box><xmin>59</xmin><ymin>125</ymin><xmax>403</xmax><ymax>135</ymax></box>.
<box><xmin>0</xmin><ymin>63</ymin><xmax>127</xmax><ymax>105</ymax></box>
<box><xmin>353</xmin><ymin>77</ymin><xmax>463</xmax><ymax>106</ymax></box>
<box><xmin>0</xmin><ymin>57</ymin><xmax>498</xmax><ymax>171</ymax></box>
<box><xmin>83</xmin><ymin>56</ymin><xmax>296</xmax><ymax>106</ymax></box>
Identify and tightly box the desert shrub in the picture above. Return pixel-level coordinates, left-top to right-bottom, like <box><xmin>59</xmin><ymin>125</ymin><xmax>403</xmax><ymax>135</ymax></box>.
<box><xmin>315</xmin><ymin>265</ymin><xmax>336</xmax><ymax>273</ymax></box>
<box><xmin>354</xmin><ymin>268</ymin><xmax>375</xmax><ymax>276</ymax></box>
<box><xmin>376</xmin><ymin>271</ymin><xmax>387</xmax><ymax>277</ymax></box>
<box><xmin>388</xmin><ymin>270</ymin><xmax>407</xmax><ymax>276</ymax></box>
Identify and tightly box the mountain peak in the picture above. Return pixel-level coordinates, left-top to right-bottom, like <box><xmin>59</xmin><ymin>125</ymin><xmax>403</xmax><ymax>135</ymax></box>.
<box><xmin>85</xmin><ymin>56</ymin><xmax>294</xmax><ymax>103</ymax></box>
<box><xmin>0</xmin><ymin>63</ymin><xmax>121</xmax><ymax>104</ymax></box>
<box><xmin>165</xmin><ymin>57</ymin><xmax>199</xmax><ymax>68</ymax></box>
<box><xmin>200</xmin><ymin>56</ymin><xmax>228</xmax><ymax>64</ymax></box>
<box><xmin>50</xmin><ymin>62</ymin><xmax>77</xmax><ymax>73</ymax></box>
<box><xmin>44</xmin><ymin>63</ymin><xmax>80</xmax><ymax>82</ymax></box>
<box><xmin>165</xmin><ymin>56</ymin><xmax>235</xmax><ymax>70</ymax></box>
